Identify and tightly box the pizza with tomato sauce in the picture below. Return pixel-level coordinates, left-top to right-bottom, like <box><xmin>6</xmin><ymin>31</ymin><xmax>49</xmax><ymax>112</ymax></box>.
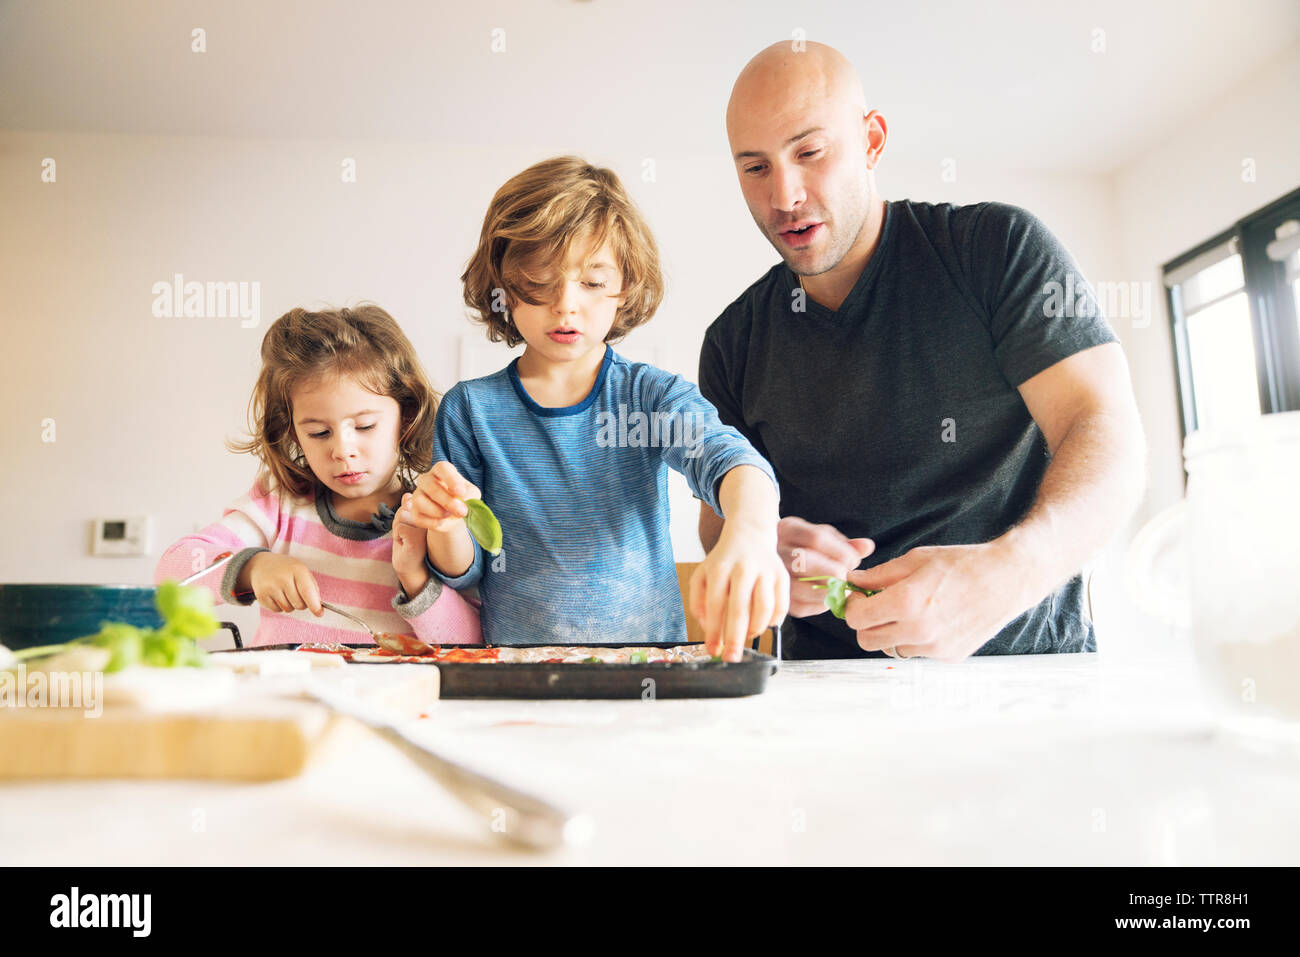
<box><xmin>293</xmin><ymin>641</ymin><xmax>717</xmax><ymax>665</ymax></box>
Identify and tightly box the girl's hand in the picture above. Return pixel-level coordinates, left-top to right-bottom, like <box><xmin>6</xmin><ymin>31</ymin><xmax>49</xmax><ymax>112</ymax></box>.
<box><xmin>245</xmin><ymin>553</ymin><xmax>323</xmax><ymax>616</ymax></box>
<box><xmin>689</xmin><ymin>525</ymin><xmax>790</xmax><ymax>663</ymax></box>
<box><xmin>401</xmin><ymin>461</ymin><xmax>481</xmax><ymax>532</ymax></box>
<box><xmin>390</xmin><ymin>517</ymin><xmax>430</xmax><ymax>595</ymax></box>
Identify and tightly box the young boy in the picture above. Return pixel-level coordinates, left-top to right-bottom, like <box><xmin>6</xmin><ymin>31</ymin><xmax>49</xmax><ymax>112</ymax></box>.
<box><xmin>400</xmin><ymin>156</ymin><xmax>786</xmax><ymax>661</ymax></box>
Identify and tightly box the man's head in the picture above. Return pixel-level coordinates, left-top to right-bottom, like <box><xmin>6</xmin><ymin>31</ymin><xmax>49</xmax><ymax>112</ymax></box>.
<box><xmin>726</xmin><ymin>41</ymin><xmax>886</xmax><ymax>277</ymax></box>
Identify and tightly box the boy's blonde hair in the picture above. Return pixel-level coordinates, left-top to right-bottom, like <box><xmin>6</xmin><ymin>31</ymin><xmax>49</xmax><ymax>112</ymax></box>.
<box><xmin>229</xmin><ymin>304</ymin><xmax>439</xmax><ymax>498</ymax></box>
<box><xmin>462</xmin><ymin>156</ymin><xmax>664</xmax><ymax>347</ymax></box>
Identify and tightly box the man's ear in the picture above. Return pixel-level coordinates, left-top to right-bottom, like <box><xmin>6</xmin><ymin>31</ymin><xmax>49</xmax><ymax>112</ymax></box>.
<box><xmin>864</xmin><ymin>109</ymin><xmax>887</xmax><ymax>168</ymax></box>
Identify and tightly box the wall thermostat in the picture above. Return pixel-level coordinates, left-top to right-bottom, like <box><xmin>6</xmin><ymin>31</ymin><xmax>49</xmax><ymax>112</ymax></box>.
<box><xmin>92</xmin><ymin>516</ymin><xmax>151</xmax><ymax>557</ymax></box>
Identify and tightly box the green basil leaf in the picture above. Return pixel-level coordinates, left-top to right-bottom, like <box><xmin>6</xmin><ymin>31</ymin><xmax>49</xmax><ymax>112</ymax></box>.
<box><xmin>155</xmin><ymin>582</ymin><xmax>219</xmax><ymax>640</ymax></box>
<box><xmin>464</xmin><ymin>498</ymin><xmax>503</xmax><ymax>555</ymax></box>
<box><xmin>824</xmin><ymin>578</ymin><xmax>850</xmax><ymax>619</ymax></box>
<box><xmin>161</xmin><ymin>605</ymin><xmax>221</xmax><ymax>640</ymax></box>
<box><xmin>806</xmin><ymin>576</ymin><xmax>881</xmax><ymax>619</ymax></box>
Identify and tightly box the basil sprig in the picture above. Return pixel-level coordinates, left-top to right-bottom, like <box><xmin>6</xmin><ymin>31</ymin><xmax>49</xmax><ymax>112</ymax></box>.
<box><xmin>798</xmin><ymin>576</ymin><xmax>880</xmax><ymax>620</ymax></box>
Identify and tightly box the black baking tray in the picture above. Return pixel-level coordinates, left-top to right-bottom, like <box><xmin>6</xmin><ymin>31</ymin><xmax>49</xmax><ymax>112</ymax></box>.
<box><xmin>435</xmin><ymin>645</ymin><xmax>778</xmax><ymax>699</ymax></box>
<box><xmin>214</xmin><ymin>633</ymin><xmax>780</xmax><ymax>700</ymax></box>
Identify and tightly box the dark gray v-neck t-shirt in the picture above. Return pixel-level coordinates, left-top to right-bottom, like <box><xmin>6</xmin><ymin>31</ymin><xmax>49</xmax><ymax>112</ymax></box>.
<box><xmin>699</xmin><ymin>199</ymin><xmax>1117</xmax><ymax>659</ymax></box>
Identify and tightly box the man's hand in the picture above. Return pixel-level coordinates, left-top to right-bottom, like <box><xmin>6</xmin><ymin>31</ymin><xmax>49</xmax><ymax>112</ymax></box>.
<box><xmin>842</xmin><ymin>344</ymin><xmax>1143</xmax><ymax>661</ymax></box>
<box><xmin>777</xmin><ymin>516</ymin><xmax>874</xmax><ymax>617</ymax></box>
<box><xmin>844</xmin><ymin>541</ymin><xmax>1029</xmax><ymax>661</ymax></box>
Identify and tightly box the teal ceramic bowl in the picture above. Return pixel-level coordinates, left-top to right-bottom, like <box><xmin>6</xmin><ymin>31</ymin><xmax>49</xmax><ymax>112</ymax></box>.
<box><xmin>0</xmin><ymin>584</ymin><xmax>163</xmax><ymax>651</ymax></box>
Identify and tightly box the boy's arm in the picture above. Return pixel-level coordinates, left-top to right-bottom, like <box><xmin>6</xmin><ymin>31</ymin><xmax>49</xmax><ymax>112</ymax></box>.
<box><xmin>714</xmin><ymin>465</ymin><xmax>780</xmax><ymax>544</ymax></box>
<box><xmin>639</xmin><ymin>369</ymin><xmax>786</xmax><ymax>659</ymax></box>
<box><xmin>689</xmin><ymin>464</ymin><xmax>786</xmax><ymax>662</ymax></box>
<box><xmin>698</xmin><ymin>501</ymin><xmax>724</xmax><ymax>553</ymax></box>
<box><xmin>425</xmin><ymin>523</ymin><xmax>476</xmax><ymax>579</ymax></box>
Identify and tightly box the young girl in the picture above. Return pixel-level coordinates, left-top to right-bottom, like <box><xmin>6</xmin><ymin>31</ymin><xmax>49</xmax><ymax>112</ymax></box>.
<box><xmin>156</xmin><ymin>304</ymin><xmax>482</xmax><ymax>647</ymax></box>
<box><xmin>399</xmin><ymin>157</ymin><xmax>787</xmax><ymax>662</ymax></box>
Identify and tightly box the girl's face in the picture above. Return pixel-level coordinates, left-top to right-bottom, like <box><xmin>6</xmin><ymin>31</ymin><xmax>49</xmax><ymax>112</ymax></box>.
<box><xmin>510</xmin><ymin>240</ymin><xmax>623</xmax><ymax>366</ymax></box>
<box><xmin>290</xmin><ymin>373</ymin><xmax>404</xmax><ymax>505</ymax></box>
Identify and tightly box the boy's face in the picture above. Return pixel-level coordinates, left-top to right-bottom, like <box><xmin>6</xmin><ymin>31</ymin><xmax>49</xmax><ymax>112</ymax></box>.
<box><xmin>509</xmin><ymin>239</ymin><xmax>623</xmax><ymax>365</ymax></box>
<box><xmin>291</xmin><ymin>373</ymin><xmax>403</xmax><ymax>504</ymax></box>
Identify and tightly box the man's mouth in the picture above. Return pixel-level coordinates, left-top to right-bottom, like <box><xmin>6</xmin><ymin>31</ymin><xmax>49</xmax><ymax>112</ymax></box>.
<box><xmin>778</xmin><ymin>221</ymin><xmax>824</xmax><ymax>248</ymax></box>
<box><xmin>336</xmin><ymin>471</ymin><xmax>368</xmax><ymax>486</ymax></box>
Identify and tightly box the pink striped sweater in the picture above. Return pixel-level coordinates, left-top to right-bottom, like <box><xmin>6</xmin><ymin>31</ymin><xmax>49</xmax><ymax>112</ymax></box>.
<box><xmin>155</xmin><ymin>481</ymin><xmax>483</xmax><ymax>648</ymax></box>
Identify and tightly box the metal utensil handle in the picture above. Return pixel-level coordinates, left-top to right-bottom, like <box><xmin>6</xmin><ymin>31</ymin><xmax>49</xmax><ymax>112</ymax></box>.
<box><xmin>171</xmin><ymin>553</ymin><xmax>244</xmax><ymax>648</ymax></box>
<box><xmin>320</xmin><ymin>601</ymin><xmax>374</xmax><ymax>636</ymax></box>
<box><xmin>178</xmin><ymin>551</ymin><xmax>235</xmax><ymax>587</ymax></box>
<box><xmin>303</xmin><ymin>681</ymin><xmax>586</xmax><ymax>850</ymax></box>
<box><xmin>377</xmin><ymin>723</ymin><xmax>587</xmax><ymax>851</ymax></box>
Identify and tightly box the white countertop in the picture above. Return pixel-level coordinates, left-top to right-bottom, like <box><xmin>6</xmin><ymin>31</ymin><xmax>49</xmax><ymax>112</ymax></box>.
<box><xmin>3</xmin><ymin>645</ymin><xmax>1298</xmax><ymax>866</ymax></box>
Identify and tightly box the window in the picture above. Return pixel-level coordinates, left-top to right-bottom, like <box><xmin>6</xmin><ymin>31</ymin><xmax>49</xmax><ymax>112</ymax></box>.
<box><xmin>1164</xmin><ymin>187</ymin><xmax>1300</xmax><ymax>439</ymax></box>
<box><xmin>1272</xmin><ymin>230</ymin><xmax>1300</xmax><ymax>349</ymax></box>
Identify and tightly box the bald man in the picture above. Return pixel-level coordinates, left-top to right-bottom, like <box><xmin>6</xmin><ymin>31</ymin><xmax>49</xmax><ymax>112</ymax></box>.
<box><xmin>698</xmin><ymin>41</ymin><xmax>1145</xmax><ymax>660</ymax></box>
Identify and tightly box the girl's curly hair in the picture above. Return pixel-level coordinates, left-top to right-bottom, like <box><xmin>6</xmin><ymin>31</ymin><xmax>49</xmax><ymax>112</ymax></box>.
<box><xmin>229</xmin><ymin>303</ymin><xmax>438</xmax><ymax>498</ymax></box>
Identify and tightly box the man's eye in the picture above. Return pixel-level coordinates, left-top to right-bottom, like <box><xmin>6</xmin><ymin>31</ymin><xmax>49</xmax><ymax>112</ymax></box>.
<box><xmin>356</xmin><ymin>424</ymin><xmax>376</xmax><ymax>431</ymax></box>
<box><xmin>800</xmin><ymin>149</ymin><xmax>822</xmax><ymax>159</ymax></box>
<box><xmin>308</xmin><ymin>431</ymin><xmax>329</xmax><ymax>439</ymax></box>
<box><xmin>744</xmin><ymin>165</ymin><xmax>766</xmax><ymax>175</ymax></box>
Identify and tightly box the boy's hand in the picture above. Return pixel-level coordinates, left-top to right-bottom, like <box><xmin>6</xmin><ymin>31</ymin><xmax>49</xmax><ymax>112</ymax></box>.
<box><xmin>245</xmin><ymin>553</ymin><xmax>323</xmax><ymax>616</ymax></box>
<box><xmin>401</xmin><ymin>461</ymin><xmax>481</xmax><ymax>532</ymax></box>
<box><xmin>689</xmin><ymin>525</ymin><xmax>789</xmax><ymax>663</ymax></box>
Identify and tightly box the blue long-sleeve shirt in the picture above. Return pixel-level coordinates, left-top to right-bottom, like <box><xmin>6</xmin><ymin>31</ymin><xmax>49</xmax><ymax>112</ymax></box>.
<box><xmin>429</xmin><ymin>345</ymin><xmax>777</xmax><ymax>645</ymax></box>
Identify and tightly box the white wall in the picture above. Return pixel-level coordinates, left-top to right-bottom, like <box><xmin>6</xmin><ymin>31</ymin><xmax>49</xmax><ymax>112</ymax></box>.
<box><xmin>1075</xmin><ymin>42</ymin><xmax>1300</xmax><ymax>653</ymax></box>
<box><xmin>0</xmin><ymin>128</ymin><xmax>1121</xmax><ymax>615</ymax></box>
<box><xmin>1111</xmin><ymin>42</ymin><xmax>1300</xmax><ymax>521</ymax></box>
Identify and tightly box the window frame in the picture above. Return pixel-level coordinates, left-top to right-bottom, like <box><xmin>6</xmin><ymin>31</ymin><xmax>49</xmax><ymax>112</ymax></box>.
<box><xmin>1163</xmin><ymin>185</ymin><xmax>1300</xmax><ymax>441</ymax></box>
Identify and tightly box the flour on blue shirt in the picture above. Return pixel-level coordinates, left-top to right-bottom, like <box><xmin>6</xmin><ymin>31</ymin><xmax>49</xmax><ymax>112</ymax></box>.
<box><xmin>430</xmin><ymin>345</ymin><xmax>777</xmax><ymax>645</ymax></box>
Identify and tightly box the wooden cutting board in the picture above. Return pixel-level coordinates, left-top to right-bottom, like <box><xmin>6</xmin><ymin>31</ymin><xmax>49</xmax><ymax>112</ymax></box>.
<box><xmin>0</xmin><ymin>655</ymin><xmax>439</xmax><ymax>781</ymax></box>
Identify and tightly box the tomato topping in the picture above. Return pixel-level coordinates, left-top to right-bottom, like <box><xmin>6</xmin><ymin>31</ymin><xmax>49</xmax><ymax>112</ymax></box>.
<box><xmin>437</xmin><ymin>647</ymin><xmax>501</xmax><ymax>663</ymax></box>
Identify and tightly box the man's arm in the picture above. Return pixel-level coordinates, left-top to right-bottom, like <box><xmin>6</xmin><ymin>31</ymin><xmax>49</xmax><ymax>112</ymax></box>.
<box><xmin>997</xmin><ymin>341</ymin><xmax>1146</xmax><ymax>611</ymax></box>
<box><xmin>845</xmin><ymin>342</ymin><xmax>1145</xmax><ymax>659</ymax></box>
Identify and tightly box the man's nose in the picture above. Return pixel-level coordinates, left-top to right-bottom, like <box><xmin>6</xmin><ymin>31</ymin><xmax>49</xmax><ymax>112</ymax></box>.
<box><xmin>770</xmin><ymin>164</ymin><xmax>805</xmax><ymax>212</ymax></box>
